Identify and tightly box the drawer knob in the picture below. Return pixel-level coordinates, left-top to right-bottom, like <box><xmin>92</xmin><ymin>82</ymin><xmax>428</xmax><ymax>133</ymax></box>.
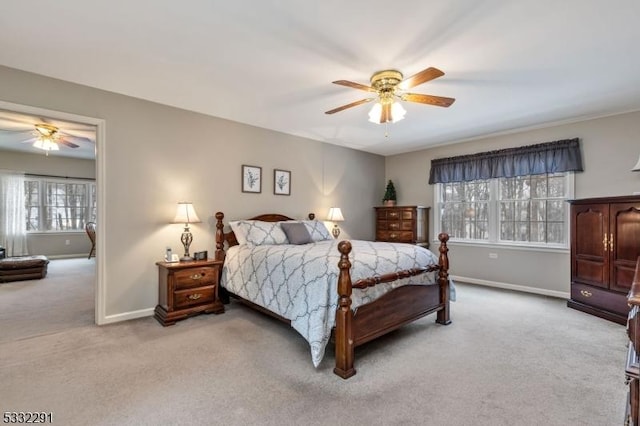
<box><xmin>389</xmin><ymin>212</ymin><xmax>398</xmax><ymax>218</ymax></box>
<box><xmin>190</xmin><ymin>273</ymin><xmax>203</xmax><ymax>280</ymax></box>
<box><xmin>390</xmin><ymin>233</ymin><xmax>397</xmax><ymax>239</ymax></box>
<box><xmin>580</xmin><ymin>290</ymin><xmax>593</xmax><ymax>298</ymax></box>
<box><xmin>188</xmin><ymin>293</ymin><xmax>202</xmax><ymax>301</ymax></box>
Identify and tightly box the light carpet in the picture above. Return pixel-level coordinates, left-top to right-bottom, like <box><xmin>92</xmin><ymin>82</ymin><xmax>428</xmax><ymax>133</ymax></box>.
<box><xmin>0</xmin><ymin>259</ymin><xmax>627</xmax><ymax>425</ymax></box>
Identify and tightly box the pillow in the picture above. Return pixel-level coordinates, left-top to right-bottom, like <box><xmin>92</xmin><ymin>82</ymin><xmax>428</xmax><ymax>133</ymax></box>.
<box><xmin>280</xmin><ymin>222</ymin><xmax>313</xmax><ymax>245</ymax></box>
<box><xmin>229</xmin><ymin>220</ymin><xmax>288</xmax><ymax>246</ymax></box>
<box><xmin>301</xmin><ymin>220</ymin><xmax>333</xmax><ymax>242</ymax></box>
<box><xmin>229</xmin><ymin>221</ymin><xmax>247</xmax><ymax>245</ymax></box>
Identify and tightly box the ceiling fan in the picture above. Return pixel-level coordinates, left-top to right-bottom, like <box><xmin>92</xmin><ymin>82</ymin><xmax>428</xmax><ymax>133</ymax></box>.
<box><xmin>0</xmin><ymin>112</ymin><xmax>94</xmax><ymax>154</ymax></box>
<box><xmin>30</xmin><ymin>123</ymin><xmax>80</xmax><ymax>151</ymax></box>
<box><xmin>325</xmin><ymin>67</ymin><xmax>455</xmax><ymax>124</ymax></box>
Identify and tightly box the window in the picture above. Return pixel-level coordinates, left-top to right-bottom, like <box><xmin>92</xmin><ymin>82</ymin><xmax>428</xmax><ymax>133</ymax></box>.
<box><xmin>24</xmin><ymin>177</ymin><xmax>96</xmax><ymax>232</ymax></box>
<box><xmin>435</xmin><ymin>173</ymin><xmax>572</xmax><ymax>248</ymax></box>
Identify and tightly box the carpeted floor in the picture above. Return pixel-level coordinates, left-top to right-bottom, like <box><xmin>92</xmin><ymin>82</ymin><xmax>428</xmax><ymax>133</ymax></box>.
<box><xmin>0</xmin><ymin>259</ymin><xmax>628</xmax><ymax>425</ymax></box>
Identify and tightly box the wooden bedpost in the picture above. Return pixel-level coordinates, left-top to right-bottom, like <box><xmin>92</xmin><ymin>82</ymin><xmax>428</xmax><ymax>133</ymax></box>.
<box><xmin>334</xmin><ymin>240</ymin><xmax>356</xmax><ymax>379</ymax></box>
<box><xmin>436</xmin><ymin>233</ymin><xmax>452</xmax><ymax>325</ymax></box>
<box><xmin>308</xmin><ymin>213</ymin><xmax>315</xmax><ymax>220</ymax></box>
<box><xmin>215</xmin><ymin>212</ymin><xmax>225</xmax><ymax>262</ymax></box>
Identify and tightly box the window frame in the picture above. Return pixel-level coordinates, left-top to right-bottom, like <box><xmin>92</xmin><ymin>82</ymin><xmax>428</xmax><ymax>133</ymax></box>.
<box><xmin>433</xmin><ymin>172</ymin><xmax>574</xmax><ymax>250</ymax></box>
<box><xmin>25</xmin><ymin>177</ymin><xmax>97</xmax><ymax>234</ymax></box>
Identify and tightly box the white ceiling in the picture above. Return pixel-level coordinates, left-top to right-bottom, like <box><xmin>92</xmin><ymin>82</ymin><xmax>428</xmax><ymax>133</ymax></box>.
<box><xmin>1</xmin><ymin>1</ymin><xmax>639</xmax><ymax>157</ymax></box>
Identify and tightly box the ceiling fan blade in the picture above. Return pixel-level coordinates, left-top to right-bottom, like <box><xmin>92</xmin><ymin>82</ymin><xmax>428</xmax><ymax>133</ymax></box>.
<box><xmin>0</xmin><ymin>118</ymin><xmax>33</xmax><ymax>132</ymax></box>
<box><xmin>325</xmin><ymin>98</ymin><xmax>375</xmax><ymax>114</ymax></box>
<box><xmin>401</xmin><ymin>93</ymin><xmax>456</xmax><ymax>107</ymax></box>
<box><xmin>398</xmin><ymin>67</ymin><xmax>445</xmax><ymax>90</ymax></box>
<box><xmin>332</xmin><ymin>80</ymin><xmax>377</xmax><ymax>92</ymax></box>
<box><xmin>60</xmin><ymin>133</ymin><xmax>93</xmax><ymax>144</ymax></box>
<box><xmin>58</xmin><ymin>138</ymin><xmax>80</xmax><ymax>148</ymax></box>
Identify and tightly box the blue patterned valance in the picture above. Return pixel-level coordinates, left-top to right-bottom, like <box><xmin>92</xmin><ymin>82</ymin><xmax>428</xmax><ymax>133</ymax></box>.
<box><xmin>428</xmin><ymin>138</ymin><xmax>583</xmax><ymax>184</ymax></box>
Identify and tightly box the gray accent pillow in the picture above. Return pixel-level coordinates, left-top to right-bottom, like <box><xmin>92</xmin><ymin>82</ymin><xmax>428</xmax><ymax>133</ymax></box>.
<box><xmin>280</xmin><ymin>222</ymin><xmax>313</xmax><ymax>245</ymax></box>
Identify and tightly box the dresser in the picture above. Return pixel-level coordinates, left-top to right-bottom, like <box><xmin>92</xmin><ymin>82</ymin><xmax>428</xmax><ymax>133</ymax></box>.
<box><xmin>567</xmin><ymin>195</ymin><xmax>640</xmax><ymax>324</ymax></box>
<box><xmin>374</xmin><ymin>206</ymin><xmax>430</xmax><ymax>247</ymax></box>
<box><xmin>154</xmin><ymin>259</ymin><xmax>224</xmax><ymax>326</ymax></box>
<box><xmin>625</xmin><ymin>257</ymin><xmax>640</xmax><ymax>426</ymax></box>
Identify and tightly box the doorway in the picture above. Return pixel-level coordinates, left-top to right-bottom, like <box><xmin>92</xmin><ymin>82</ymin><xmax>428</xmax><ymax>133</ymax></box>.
<box><xmin>0</xmin><ymin>100</ymin><xmax>106</xmax><ymax>328</ymax></box>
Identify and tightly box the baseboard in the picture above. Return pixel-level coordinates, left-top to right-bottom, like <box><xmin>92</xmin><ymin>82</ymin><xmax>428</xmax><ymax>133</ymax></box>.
<box><xmin>46</xmin><ymin>254</ymin><xmax>90</xmax><ymax>260</ymax></box>
<box><xmin>451</xmin><ymin>275</ymin><xmax>570</xmax><ymax>299</ymax></box>
<box><xmin>101</xmin><ymin>307</ymin><xmax>154</xmax><ymax>325</ymax></box>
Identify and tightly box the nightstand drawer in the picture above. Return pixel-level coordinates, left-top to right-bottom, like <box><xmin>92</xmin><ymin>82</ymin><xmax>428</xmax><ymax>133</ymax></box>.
<box><xmin>174</xmin><ymin>286</ymin><xmax>215</xmax><ymax>309</ymax></box>
<box><xmin>174</xmin><ymin>267</ymin><xmax>217</xmax><ymax>289</ymax></box>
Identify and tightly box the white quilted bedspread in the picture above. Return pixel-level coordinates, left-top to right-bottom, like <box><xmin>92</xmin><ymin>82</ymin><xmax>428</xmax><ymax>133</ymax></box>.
<box><xmin>220</xmin><ymin>239</ymin><xmax>440</xmax><ymax>367</ymax></box>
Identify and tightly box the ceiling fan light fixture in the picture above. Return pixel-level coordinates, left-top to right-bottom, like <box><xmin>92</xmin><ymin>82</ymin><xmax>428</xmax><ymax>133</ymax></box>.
<box><xmin>390</xmin><ymin>102</ymin><xmax>406</xmax><ymax>123</ymax></box>
<box><xmin>33</xmin><ymin>137</ymin><xmax>59</xmax><ymax>151</ymax></box>
<box><xmin>368</xmin><ymin>103</ymin><xmax>382</xmax><ymax>123</ymax></box>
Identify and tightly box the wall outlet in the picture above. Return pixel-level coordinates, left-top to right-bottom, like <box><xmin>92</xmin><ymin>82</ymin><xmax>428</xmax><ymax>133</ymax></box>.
<box><xmin>65</xmin><ymin>239</ymin><xmax>70</xmax><ymax>246</ymax></box>
<box><xmin>489</xmin><ymin>252</ymin><xmax>498</xmax><ymax>259</ymax></box>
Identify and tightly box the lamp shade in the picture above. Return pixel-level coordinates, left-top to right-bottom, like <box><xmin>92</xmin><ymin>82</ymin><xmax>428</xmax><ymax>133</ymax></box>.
<box><xmin>390</xmin><ymin>102</ymin><xmax>406</xmax><ymax>123</ymax></box>
<box><xmin>632</xmin><ymin>155</ymin><xmax>640</xmax><ymax>172</ymax></box>
<box><xmin>368</xmin><ymin>103</ymin><xmax>382</xmax><ymax>123</ymax></box>
<box><xmin>327</xmin><ymin>207</ymin><xmax>345</xmax><ymax>222</ymax></box>
<box><xmin>173</xmin><ymin>202</ymin><xmax>201</xmax><ymax>224</ymax></box>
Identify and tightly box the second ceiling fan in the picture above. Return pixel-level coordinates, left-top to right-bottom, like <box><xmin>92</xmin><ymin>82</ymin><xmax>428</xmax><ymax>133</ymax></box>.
<box><xmin>325</xmin><ymin>66</ymin><xmax>455</xmax><ymax>124</ymax></box>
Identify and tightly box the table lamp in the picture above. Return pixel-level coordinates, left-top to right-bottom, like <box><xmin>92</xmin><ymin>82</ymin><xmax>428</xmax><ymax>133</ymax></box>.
<box><xmin>173</xmin><ymin>202</ymin><xmax>201</xmax><ymax>261</ymax></box>
<box><xmin>327</xmin><ymin>207</ymin><xmax>345</xmax><ymax>239</ymax></box>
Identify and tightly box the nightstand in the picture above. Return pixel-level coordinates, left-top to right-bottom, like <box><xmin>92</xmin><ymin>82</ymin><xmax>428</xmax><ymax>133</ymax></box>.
<box><xmin>154</xmin><ymin>259</ymin><xmax>224</xmax><ymax>326</ymax></box>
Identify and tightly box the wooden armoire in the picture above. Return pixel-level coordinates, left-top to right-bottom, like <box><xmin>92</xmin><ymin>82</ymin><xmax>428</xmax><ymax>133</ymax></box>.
<box><xmin>568</xmin><ymin>195</ymin><xmax>640</xmax><ymax>324</ymax></box>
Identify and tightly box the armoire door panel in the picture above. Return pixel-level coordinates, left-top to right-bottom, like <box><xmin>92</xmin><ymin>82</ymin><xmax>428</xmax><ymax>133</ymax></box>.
<box><xmin>610</xmin><ymin>203</ymin><xmax>640</xmax><ymax>292</ymax></box>
<box><xmin>574</xmin><ymin>258</ymin><xmax>608</xmax><ymax>288</ymax></box>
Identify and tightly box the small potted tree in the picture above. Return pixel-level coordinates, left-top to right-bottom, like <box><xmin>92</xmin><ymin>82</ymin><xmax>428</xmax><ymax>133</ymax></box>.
<box><xmin>382</xmin><ymin>180</ymin><xmax>397</xmax><ymax>206</ymax></box>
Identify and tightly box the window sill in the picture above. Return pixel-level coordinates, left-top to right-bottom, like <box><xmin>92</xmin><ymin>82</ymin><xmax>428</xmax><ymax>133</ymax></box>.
<box><xmin>434</xmin><ymin>238</ymin><xmax>569</xmax><ymax>254</ymax></box>
<box><xmin>27</xmin><ymin>231</ymin><xmax>85</xmax><ymax>235</ymax></box>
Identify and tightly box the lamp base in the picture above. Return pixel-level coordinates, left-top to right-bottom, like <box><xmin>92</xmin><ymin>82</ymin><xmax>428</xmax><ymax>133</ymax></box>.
<box><xmin>332</xmin><ymin>225</ymin><xmax>341</xmax><ymax>239</ymax></box>
<box><xmin>180</xmin><ymin>255</ymin><xmax>193</xmax><ymax>262</ymax></box>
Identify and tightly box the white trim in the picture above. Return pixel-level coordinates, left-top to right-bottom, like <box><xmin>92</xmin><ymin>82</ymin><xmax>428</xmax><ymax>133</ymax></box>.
<box><xmin>439</xmin><ymin>240</ymin><xmax>569</xmax><ymax>254</ymax></box>
<box><xmin>0</xmin><ymin>100</ymin><xmax>107</xmax><ymax>326</ymax></box>
<box><xmin>451</xmin><ymin>275</ymin><xmax>569</xmax><ymax>299</ymax></box>
<box><xmin>101</xmin><ymin>308</ymin><xmax>154</xmax><ymax>324</ymax></box>
<box><xmin>46</xmin><ymin>254</ymin><xmax>89</xmax><ymax>259</ymax></box>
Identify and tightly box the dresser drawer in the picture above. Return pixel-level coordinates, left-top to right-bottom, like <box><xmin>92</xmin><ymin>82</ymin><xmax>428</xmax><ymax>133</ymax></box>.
<box><xmin>570</xmin><ymin>283</ymin><xmax>628</xmax><ymax>316</ymax></box>
<box><xmin>377</xmin><ymin>230</ymin><xmax>415</xmax><ymax>242</ymax></box>
<box><xmin>174</xmin><ymin>267</ymin><xmax>217</xmax><ymax>289</ymax></box>
<box><xmin>174</xmin><ymin>286</ymin><xmax>215</xmax><ymax>309</ymax></box>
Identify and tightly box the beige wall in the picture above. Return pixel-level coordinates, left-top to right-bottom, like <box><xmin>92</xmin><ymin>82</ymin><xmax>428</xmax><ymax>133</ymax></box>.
<box><xmin>386</xmin><ymin>110</ymin><xmax>640</xmax><ymax>295</ymax></box>
<box><xmin>0</xmin><ymin>150</ymin><xmax>95</xmax><ymax>257</ymax></box>
<box><xmin>0</xmin><ymin>65</ymin><xmax>384</xmax><ymax>320</ymax></box>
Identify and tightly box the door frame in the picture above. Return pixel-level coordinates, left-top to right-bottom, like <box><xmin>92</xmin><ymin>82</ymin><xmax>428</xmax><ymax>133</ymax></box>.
<box><xmin>0</xmin><ymin>100</ymin><xmax>107</xmax><ymax>325</ymax></box>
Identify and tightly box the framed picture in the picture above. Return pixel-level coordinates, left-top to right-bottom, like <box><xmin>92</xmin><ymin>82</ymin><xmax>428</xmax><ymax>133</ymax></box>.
<box><xmin>274</xmin><ymin>169</ymin><xmax>291</xmax><ymax>195</ymax></box>
<box><xmin>242</xmin><ymin>165</ymin><xmax>262</xmax><ymax>193</ymax></box>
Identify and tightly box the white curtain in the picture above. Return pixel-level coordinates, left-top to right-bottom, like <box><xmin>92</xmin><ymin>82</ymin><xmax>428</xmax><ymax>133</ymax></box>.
<box><xmin>0</xmin><ymin>171</ymin><xmax>28</xmax><ymax>256</ymax></box>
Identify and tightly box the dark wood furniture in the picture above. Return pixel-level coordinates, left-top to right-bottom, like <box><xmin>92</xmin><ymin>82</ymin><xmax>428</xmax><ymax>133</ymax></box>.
<box><xmin>85</xmin><ymin>222</ymin><xmax>96</xmax><ymax>259</ymax></box>
<box><xmin>568</xmin><ymin>195</ymin><xmax>640</xmax><ymax>324</ymax></box>
<box><xmin>625</xmin><ymin>257</ymin><xmax>640</xmax><ymax>426</ymax></box>
<box><xmin>375</xmin><ymin>205</ymin><xmax>430</xmax><ymax>247</ymax></box>
<box><xmin>154</xmin><ymin>259</ymin><xmax>224</xmax><ymax>326</ymax></box>
<box><xmin>0</xmin><ymin>255</ymin><xmax>49</xmax><ymax>283</ymax></box>
<box><xmin>214</xmin><ymin>211</ymin><xmax>451</xmax><ymax>379</ymax></box>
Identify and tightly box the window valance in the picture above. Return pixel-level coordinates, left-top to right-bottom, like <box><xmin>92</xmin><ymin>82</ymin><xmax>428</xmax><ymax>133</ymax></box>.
<box><xmin>428</xmin><ymin>138</ymin><xmax>583</xmax><ymax>184</ymax></box>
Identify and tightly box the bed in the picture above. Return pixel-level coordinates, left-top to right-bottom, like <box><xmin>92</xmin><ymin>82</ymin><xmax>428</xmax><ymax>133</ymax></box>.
<box><xmin>214</xmin><ymin>211</ymin><xmax>451</xmax><ymax>379</ymax></box>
